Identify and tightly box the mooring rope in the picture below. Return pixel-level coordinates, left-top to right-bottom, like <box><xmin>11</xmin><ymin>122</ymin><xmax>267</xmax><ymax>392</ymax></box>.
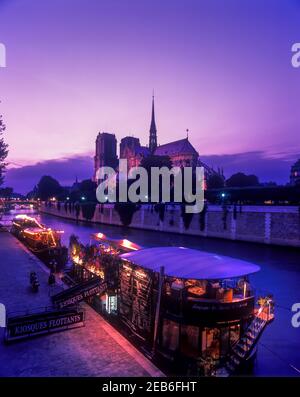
<box><xmin>258</xmin><ymin>341</ymin><xmax>300</xmax><ymax>375</ymax></box>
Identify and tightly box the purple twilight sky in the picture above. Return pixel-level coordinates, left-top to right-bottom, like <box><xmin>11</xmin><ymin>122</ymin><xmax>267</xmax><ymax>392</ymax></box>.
<box><xmin>0</xmin><ymin>0</ymin><xmax>300</xmax><ymax>193</ymax></box>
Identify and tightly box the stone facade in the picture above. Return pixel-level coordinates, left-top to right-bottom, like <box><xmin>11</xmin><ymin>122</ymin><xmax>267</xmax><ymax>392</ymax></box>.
<box><xmin>119</xmin><ymin>136</ymin><xmax>150</xmax><ymax>169</ymax></box>
<box><xmin>40</xmin><ymin>203</ymin><xmax>300</xmax><ymax>248</ymax></box>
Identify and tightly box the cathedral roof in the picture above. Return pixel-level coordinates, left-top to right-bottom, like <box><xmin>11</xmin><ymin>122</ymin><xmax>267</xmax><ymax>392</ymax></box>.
<box><xmin>154</xmin><ymin>138</ymin><xmax>199</xmax><ymax>157</ymax></box>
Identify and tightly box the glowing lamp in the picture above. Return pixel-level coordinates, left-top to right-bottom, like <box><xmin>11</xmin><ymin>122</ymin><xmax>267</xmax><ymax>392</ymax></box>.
<box><xmin>121</xmin><ymin>239</ymin><xmax>139</xmax><ymax>250</ymax></box>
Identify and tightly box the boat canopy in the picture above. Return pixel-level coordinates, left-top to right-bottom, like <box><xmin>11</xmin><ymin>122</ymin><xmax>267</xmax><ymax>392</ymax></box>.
<box><xmin>120</xmin><ymin>247</ymin><xmax>260</xmax><ymax>280</ymax></box>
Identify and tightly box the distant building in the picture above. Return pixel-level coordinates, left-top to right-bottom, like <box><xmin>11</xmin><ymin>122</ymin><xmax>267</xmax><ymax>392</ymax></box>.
<box><xmin>290</xmin><ymin>159</ymin><xmax>300</xmax><ymax>185</ymax></box>
<box><xmin>154</xmin><ymin>137</ymin><xmax>199</xmax><ymax>167</ymax></box>
<box><xmin>70</xmin><ymin>176</ymin><xmax>80</xmax><ymax>193</ymax></box>
<box><xmin>94</xmin><ymin>132</ymin><xmax>118</xmax><ymax>181</ymax></box>
<box><xmin>119</xmin><ymin>96</ymin><xmax>199</xmax><ymax>169</ymax></box>
<box><xmin>120</xmin><ymin>136</ymin><xmax>149</xmax><ymax>169</ymax></box>
<box><xmin>119</xmin><ymin>95</ymin><xmax>158</xmax><ymax>169</ymax></box>
<box><xmin>94</xmin><ymin>96</ymin><xmax>222</xmax><ymax>183</ymax></box>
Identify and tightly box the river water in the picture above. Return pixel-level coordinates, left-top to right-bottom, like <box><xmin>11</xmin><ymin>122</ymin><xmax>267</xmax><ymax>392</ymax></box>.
<box><xmin>6</xmin><ymin>210</ymin><xmax>300</xmax><ymax>376</ymax></box>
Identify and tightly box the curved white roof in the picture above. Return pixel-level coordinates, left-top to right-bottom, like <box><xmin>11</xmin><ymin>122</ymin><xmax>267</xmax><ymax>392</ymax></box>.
<box><xmin>120</xmin><ymin>247</ymin><xmax>260</xmax><ymax>280</ymax></box>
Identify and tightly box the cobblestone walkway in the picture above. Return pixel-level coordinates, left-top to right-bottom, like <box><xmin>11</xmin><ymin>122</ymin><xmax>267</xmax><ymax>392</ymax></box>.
<box><xmin>0</xmin><ymin>231</ymin><xmax>162</xmax><ymax>377</ymax></box>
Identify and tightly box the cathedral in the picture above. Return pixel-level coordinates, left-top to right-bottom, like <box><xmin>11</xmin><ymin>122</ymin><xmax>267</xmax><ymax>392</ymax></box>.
<box><xmin>94</xmin><ymin>96</ymin><xmax>218</xmax><ymax>182</ymax></box>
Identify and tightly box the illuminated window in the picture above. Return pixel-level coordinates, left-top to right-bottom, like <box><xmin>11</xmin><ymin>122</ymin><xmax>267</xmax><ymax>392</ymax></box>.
<box><xmin>202</xmin><ymin>328</ymin><xmax>220</xmax><ymax>360</ymax></box>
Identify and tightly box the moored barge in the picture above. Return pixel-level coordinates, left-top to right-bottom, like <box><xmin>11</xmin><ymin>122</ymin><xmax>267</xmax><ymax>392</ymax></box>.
<box><xmin>68</xmin><ymin>233</ymin><xmax>274</xmax><ymax>376</ymax></box>
<box><xmin>11</xmin><ymin>215</ymin><xmax>68</xmax><ymax>269</ymax></box>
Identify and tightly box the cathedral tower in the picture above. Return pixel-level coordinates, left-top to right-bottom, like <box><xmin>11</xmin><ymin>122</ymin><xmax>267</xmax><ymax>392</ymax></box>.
<box><xmin>149</xmin><ymin>95</ymin><xmax>157</xmax><ymax>153</ymax></box>
<box><xmin>94</xmin><ymin>132</ymin><xmax>118</xmax><ymax>183</ymax></box>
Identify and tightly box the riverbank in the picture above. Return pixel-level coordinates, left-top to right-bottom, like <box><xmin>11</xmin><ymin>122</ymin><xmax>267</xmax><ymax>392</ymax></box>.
<box><xmin>0</xmin><ymin>230</ymin><xmax>162</xmax><ymax>376</ymax></box>
<box><xmin>40</xmin><ymin>202</ymin><xmax>300</xmax><ymax>248</ymax></box>
<box><xmin>37</xmin><ymin>212</ymin><xmax>300</xmax><ymax>376</ymax></box>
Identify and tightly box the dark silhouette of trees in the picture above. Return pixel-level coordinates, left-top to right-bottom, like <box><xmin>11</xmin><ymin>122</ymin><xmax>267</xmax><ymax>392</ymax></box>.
<box><xmin>0</xmin><ymin>114</ymin><xmax>8</xmax><ymax>187</ymax></box>
<box><xmin>205</xmin><ymin>185</ymin><xmax>300</xmax><ymax>205</ymax></box>
<box><xmin>226</xmin><ymin>172</ymin><xmax>259</xmax><ymax>188</ymax></box>
<box><xmin>140</xmin><ymin>155</ymin><xmax>173</xmax><ymax>202</ymax></box>
<box><xmin>115</xmin><ymin>202</ymin><xmax>139</xmax><ymax>226</ymax></box>
<box><xmin>81</xmin><ymin>202</ymin><xmax>97</xmax><ymax>221</ymax></box>
<box><xmin>0</xmin><ymin>186</ymin><xmax>13</xmax><ymax>198</ymax></box>
<box><xmin>68</xmin><ymin>179</ymin><xmax>97</xmax><ymax>202</ymax></box>
<box><xmin>181</xmin><ymin>204</ymin><xmax>194</xmax><ymax>229</ymax></box>
<box><xmin>78</xmin><ymin>179</ymin><xmax>97</xmax><ymax>202</ymax></box>
<box><xmin>154</xmin><ymin>203</ymin><xmax>165</xmax><ymax>222</ymax></box>
<box><xmin>79</xmin><ymin>179</ymin><xmax>96</xmax><ymax>193</ymax></box>
<box><xmin>37</xmin><ymin>175</ymin><xmax>62</xmax><ymax>200</ymax></box>
<box><xmin>206</xmin><ymin>173</ymin><xmax>225</xmax><ymax>189</ymax></box>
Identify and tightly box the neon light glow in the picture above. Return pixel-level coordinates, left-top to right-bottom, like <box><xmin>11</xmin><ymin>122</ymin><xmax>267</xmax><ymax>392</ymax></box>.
<box><xmin>121</xmin><ymin>239</ymin><xmax>139</xmax><ymax>251</ymax></box>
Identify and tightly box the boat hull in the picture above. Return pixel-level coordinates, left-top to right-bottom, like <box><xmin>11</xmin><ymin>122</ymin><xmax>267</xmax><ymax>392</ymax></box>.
<box><xmin>11</xmin><ymin>223</ymin><xmax>68</xmax><ymax>270</ymax></box>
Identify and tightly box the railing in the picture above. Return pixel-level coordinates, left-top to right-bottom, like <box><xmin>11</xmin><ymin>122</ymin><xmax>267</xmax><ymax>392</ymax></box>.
<box><xmin>216</xmin><ymin>298</ymin><xmax>274</xmax><ymax>376</ymax></box>
<box><xmin>163</xmin><ymin>293</ymin><xmax>255</xmax><ymax>325</ymax></box>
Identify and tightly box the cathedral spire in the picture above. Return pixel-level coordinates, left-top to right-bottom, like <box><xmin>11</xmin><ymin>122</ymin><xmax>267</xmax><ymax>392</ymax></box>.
<box><xmin>149</xmin><ymin>94</ymin><xmax>157</xmax><ymax>153</ymax></box>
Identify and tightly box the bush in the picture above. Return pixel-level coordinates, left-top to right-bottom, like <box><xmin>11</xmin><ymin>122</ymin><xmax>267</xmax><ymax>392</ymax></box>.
<box><xmin>154</xmin><ymin>203</ymin><xmax>166</xmax><ymax>222</ymax></box>
<box><xmin>181</xmin><ymin>205</ymin><xmax>193</xmax><ymax>230</ymax></box>
<box><xmin>81</xmin><ymin>202</ymin><xmax>96</xmax><ymax>221</ymax></box>
<box><xmin>115</xmin><ymin>203</ymin><xmax>139</xmax><ymax>226</ymax></box>
<box><xmin>75</xmin><ymin>203</ymin><xmax>80</xmax><ymax>219</ymax></box>
<box><xmin>199</xmin><ymin>203</ymin><xmax>207</xmax><ymax>231</ymax></box>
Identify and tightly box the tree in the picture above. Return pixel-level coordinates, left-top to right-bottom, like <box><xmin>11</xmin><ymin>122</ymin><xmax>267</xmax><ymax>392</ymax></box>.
<box><xmin>140</xmin><ymin>155</ymin><xmax>173</xmax><ymax>202</ymax></box>
<box><xmin>78</xmin><ymin>179</ymin><xmax>97</xmax><ymax>202</ymax></box>
<box><xmin>26</xmin><ymin>185</ymin><xmax>39</xmax><ymax>200</ymax></box>
<box><xmin>79</xmin><ymin>179</ymin><xmax>96</xmax><ymax>193</ymax></box>
<box><xmin>81</xmin><ymin>202</ymin><xmax>97</xmax><ymax>221</ymax></box>
<box><xmin>226</xmin><ymin>172</ymin><xmax>259</xmax><ymax>188</ymax></box>
<box><xmin>0</xmin><ymin>114</ymin><xmax>8</xmax><ymax>187</ymax></box>
<box><xmin>0</xmin><ymin>187</ymin><xmax>13</xmax><ymax>199</ymax></box>
<box><xmin>68</xmin><ymin>179</ymin><xmax>97</xmax><ymax>202</ymax></box>
<box><xmin>206</xmin><ymin>173</ymin><xmax>225</xmax><ymax>189</ymax></box>
<box><xmin>181</xmin><ymin>204</ymin><xmax>193</xmax><ymax>229</ymax></box>
<box><xmin>115</xmin><ymin>202</ymin><xmax>139</xmax><ymax>226</ymax></box>
<box><xmin>37</xmin><ymin>175</ymin><xmax>62</xmax><ymax>201</ymax></box>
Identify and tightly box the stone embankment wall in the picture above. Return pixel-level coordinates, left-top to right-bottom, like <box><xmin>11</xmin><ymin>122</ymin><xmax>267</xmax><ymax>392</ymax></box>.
<box><xmin>40</xmin><ymin>203</ymin><xmax>300</xmax><ymax>248</ymax></box>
